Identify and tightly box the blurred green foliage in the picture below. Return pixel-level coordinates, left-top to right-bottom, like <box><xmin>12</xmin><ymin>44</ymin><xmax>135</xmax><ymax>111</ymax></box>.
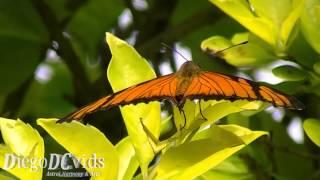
<box><xmin>0</xmin><ymin>0</ymin><xmax>320</xmax><ymax>179</ymax></box>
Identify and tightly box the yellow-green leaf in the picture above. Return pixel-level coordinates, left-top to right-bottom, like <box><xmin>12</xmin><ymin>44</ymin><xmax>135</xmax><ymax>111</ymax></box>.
<box><xmin>301</xmin><ymin>0</ymin><xmax>320</xmax><ymax>53</ymax></box>
<box><xmin>37</xmin><ymin>118</ymin><xmax>118</xmax><ymax>180</ymax></box>
<box><xmin>313</xmin><ymin>62</ymin><xmax>320</xmax><ymax>74</ymax></box>
<box><xmin>197</xmin><ymin>155</ymin><xmax>253</xmax><ymax>180</ymax></box>
<box><xmin>115</xmin><ymin>137</ymin><xmax>139</xmax><ymax>180</ymax></box>
<box><xmin>280</xmin><ymin>0</ymin><xmax>305</xmax><ymax>50</ymax></box>
<box><xmin>154</xmin><ymin>124</ymin><xmax>267</xmax><ymax>179</ymax></box>
<box><xmin>201</xmin><ymin>36</ymin><xmax>232</xmax><ymax>54</ymax></box>
<box><xmin>172</xmin><ymin>99</ymin><xmax>263</xmax><ymax>136</ymax></box>
<box><xmin>209</xmin><ymin>0</ymin><xmax>275</xmax><ymax>46</ymax></box>
<box><xmin>201</xmin><ymin>33</ymin><xmax>275</xmax><ymax>66</ymax></box>
<box><xmin>209</xmin><ymin>0</ymin><xmax>304</xmax><ymax>51</ymax></box>
<box><xmin>106</xmin><ymin>33</ymin><xmax>161</xmax><ymax>178</ymax></box>
<box><xmin>0</xmin><ymin>118</ymin><xmax>44</xmax><ymax>179</ymax></box>
<box><xmin>303</xmin><ymin>118</ymin><xmax>320</xmax><ymax>147</ymax></box>
<box><xmin>199</xmin><ymin>100</ymin><xmax>263</xmax><ymax>128</ymax></box>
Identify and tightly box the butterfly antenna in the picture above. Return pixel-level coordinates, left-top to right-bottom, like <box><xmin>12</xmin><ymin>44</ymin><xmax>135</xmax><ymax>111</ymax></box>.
<box><xmin>161</xmin><ymin>43</ymin><xmax>191</xmax><ymax>61</ymax></box>
<box><xmin>215</xmin><ymin>41</ymin><xmax>248</xmax><ymax>54</ymax></box>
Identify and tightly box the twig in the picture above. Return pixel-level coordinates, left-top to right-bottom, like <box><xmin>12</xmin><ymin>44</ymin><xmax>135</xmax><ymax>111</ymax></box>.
<box><xmin>31</xmin><ymin>0</ymin><xmax>95</xmax><ymax>104</ymax></box>
<box><xmin>1</xmin><ymin>75</ymin><xmax>34</xmax><ymax>118</ymax></box>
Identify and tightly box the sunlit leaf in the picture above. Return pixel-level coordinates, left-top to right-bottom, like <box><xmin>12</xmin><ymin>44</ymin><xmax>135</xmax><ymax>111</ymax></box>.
<box><xmin>0</xmin><ymin>170</ymin><xmax>17</xmax><ymax>180</ymax></box>
<box><xmin>37</xmin><ymin>118</ymin><xmax>119</xmax><ymax>180</ymax></box>
<box><xmin>280</xmin><ymin>0</ymin><xmax>305</xmax><ymax>50</ymax></box>
<box><xmin>209</xmin><ymin>0</ymin><xmax>275</xmax><ymax>46</ymax></box>
<box><xmin>209</xmin><ymin>0</ymin><xmax>304</xmax><ymax>51</ymax></box>
<box><xmin>201</xmin><ymin>36</ymin><xmax>232</xmax><ymax>53</ymax></box>
<box><xmin>199</xmin><ymin>100</ymin><xmax>263</xmax><ymax>128</ymax></box>
<box><xmin>115</xmin><ymin>137</ymin><xmax>139</xmax><ymax>180</ymax></box>
<box><xmin>106</xmin><ymin>33</ymin><xmax>161</xmax><ymax>178</ymax></box>
<box><xmin>172</xmin><ymin>99</ymin><xmax>263</xmax><ymax>134</ymax></box>
<box><xmin>0</xmin><ymin>118</ymin><xmax>44</xmax><ymax>179</ymax></box>
<box><xmin>154</xmin><ymin>124</ymin><xmax>267</xmax><ymax>179</ymax></box>
<box><xmin>303</xmin><ymin>118</ymin><xmax>320</xmax><ymax>147</ymax></box>
<box><xmin>301</xmin><ymin>0</ymin><xmax>320</xmax><ymax>53</ymax></box>
<box><xmin>197</xmin><ymin>156</ymin><xmax>253</xmax><ymax>180</ymax></box>
<box><xmin>201</xmin><ymin>33</ymin><xmax>276</xmax><ymax>66</ymax></box>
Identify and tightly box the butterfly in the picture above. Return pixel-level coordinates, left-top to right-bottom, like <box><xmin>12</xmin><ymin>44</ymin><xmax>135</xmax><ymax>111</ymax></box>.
<box><xmin>58</xmin><ymin>61</ymin><xmax>304</xmax><ymax>123</ymax></box>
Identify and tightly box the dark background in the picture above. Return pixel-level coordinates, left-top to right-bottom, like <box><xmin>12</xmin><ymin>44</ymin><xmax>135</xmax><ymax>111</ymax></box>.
<box><xmin>0</xmin><ymin>0</ymin><xmax>319</xmax><ymax>179</ymax></box>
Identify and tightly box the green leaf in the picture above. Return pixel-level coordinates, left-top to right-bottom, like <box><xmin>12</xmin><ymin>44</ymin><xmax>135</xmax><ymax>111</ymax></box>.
<box><xmin>272</xmin><ymin>65</ymin><xmax>307</xmax><ymax>81</ymax></box>
<box><xmin>201</xmin><ymin>33</ymin><xmax>276</xmax><ymax>66</ymax></box>
<box><xmin>198</xmin><ymin>156</ymin><xmax>253</xmax><ymax>180</ymax></box>
<box><xmin>249</xmin><ymin>0</ymin><xmax>304</xmax><ymax>49</ymax></box>
<box><xmin>251</xmin><ymin>112</ymin><xmax>314</xmax><ymax>179</ymax></box>
<box><xmin>199</xmin><ymin>100</ymin><xmax>263</xmax><ymax>128</ymax></box>
<box><xmin>303</xmin><ymin>118</ymin><xmax>320</xmax><ymax>147</ymax></box>
<box><xmin>172</xmin><ymin>99</ymin><xmax>263</xmax><ymax>134</ymax></box>
<box><xmin>0</xmin><ymin>0</ymin><xmax>48</xmax><ymax>43</ymax></box>
<box><xmin>301</xmin><ymin>0</ymin><xmax>320</xmax><ymax>53</ymax></box>
<box><xmin>115</xmin><ymin>137</ymin><xmax>139</xmax><ymax>180</ymax></box>
<box><xmin>43</xmin><ymin>0</ymin><xmax>73</xmax><ymax>22</ymax></box>
<box><xmin>68</xmin><ymin>0</ymin><xmax>124</xmax><ymax>59</ymax></box>
<box><xmin>0</xmin><ymin>118</ymin><xmax>44</xmax><ymax>179</ymax></box>
<box><xmin>209</xmin><ymin>0</ymin><xmax>275</xmax><ymax>46</ymax></box>
<box><xmin>37</xmin><ymin>118</ymin><xmax>119</xmax><ymax>180</ymax></box>
<box><xmin>313</xmin><ymin>62</ymin><xmax>320</xmax><ymax>75</ymax></box>
<box><xmin>227</xmin><ymin>113</ymin><xmax>250</xmax><ymax>128</ymax></box>
<box><xmin>0</xmin><ymin>0</ymin><xmax>49</xmax><ymax>95</ymax></box>
<box><xmin>0</xmin><ymin>170</ymin><xmax>18</xmax><ymax>180</ymax></box>
<box><xmin>209</xmin><ymin>0</ymin><xmax>304</xmax><ymax>51</ymax></box>
<box><xmin>171</xmin><ymin>0</ymin><xmax>213</xmax><ymax>24</ymax></box>
<box><xmin>0</xmin><ymin>38</ymin><xmax>44</xmax><ymax>95</ymax></box>
<box><xmin>287</xmin><ymin>31</ymin><xmax>318</xmax><ymax>69</ymax></box>
<box><xmin>106</xmin><ymin>33</ymin><xmax>161</xmax><ymax>178</ymax></box>
<box><xmin>201</xmin><ymin>35</ymin><xmax>232</xmax><ymax>53</ymax></box>
<box><xmin>154</xmin><ymin>124</ymin><xmax>267</xmax><ymax>179</ymax></box>
<box><xmin>280</xmin><ymin>0</ymin><xmax>305</xmax><ymax>50</ymax></box>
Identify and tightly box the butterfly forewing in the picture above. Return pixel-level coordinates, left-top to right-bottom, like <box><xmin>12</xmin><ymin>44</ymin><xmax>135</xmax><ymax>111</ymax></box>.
<box><xmin>183</xmin><ymin>71</ymin><xmax>304</xmax><ymax>110</ymax></box>
<box><xmin>58</xmin><ymin>74</ymin><xmax>177</xmax><ymax>123</ymax></box>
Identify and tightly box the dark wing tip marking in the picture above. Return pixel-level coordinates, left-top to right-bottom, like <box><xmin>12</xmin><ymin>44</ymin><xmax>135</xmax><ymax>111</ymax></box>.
<box><xmin>57</xmin><ymin>74</ymin><xmax>178</xmax><ymax>123</ymax></box>
<box><xmin>288</xmin><ymin>96</ymin><xmax>305</xmax><ymax>110</ymax></box>
<box><xmin>200</xmin><ymin>71</ymin><xmax>305</xmax><ymax>110</ymax></box>
<box><xmin>57</xmin><ymin>109</ymin><xmax>91</xmax><ymax>123</ymax></box>
<box><xmin>57</xmin><ymin>112</ymin><xmax>77</xmax><ymax>123</ymax></box>
<box><xmin>56</xmin><ymin>117</ymin><xmax>70</xmax><ymax>123</ymax></box>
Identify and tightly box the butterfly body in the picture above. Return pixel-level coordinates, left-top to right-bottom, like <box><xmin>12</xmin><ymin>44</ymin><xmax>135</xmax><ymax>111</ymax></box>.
<box><xmin>58</xmin><ymin>61</ymin><xmax>304</xmax><ymax>123</ymax></box>
<box><xmin>175</xmin><ymin>62</ymin><xmax>201</xmax><ymax>106</ymax></box>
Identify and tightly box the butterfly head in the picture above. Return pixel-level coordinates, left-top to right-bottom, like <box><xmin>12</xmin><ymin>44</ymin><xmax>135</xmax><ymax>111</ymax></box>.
<box><xmin>177</xmin><ymin>61</ymin><xmax>201</xmax><ymax>78</ymax></box>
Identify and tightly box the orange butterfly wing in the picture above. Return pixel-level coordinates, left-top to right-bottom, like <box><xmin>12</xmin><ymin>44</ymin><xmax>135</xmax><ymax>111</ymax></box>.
<box><xmin>58</xmin><ymin>74</ymin><xmax>178</xmax><ymax>123</ymax></box>
<box><xmin>183</xmin><ymin>71</ymin><xmax>304</xmax><ymax>110</ymax></box>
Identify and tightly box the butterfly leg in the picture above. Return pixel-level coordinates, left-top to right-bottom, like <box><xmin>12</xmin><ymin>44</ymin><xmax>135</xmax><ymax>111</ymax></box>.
<box><xmin>199</xmin><ymin>100</ymin><xmax>208</xmax><ymax>121</ymax></box>
<box><xmin>179</xmin><ymin>108</ymin><xmax>187</xmax><ymax>130</ymax></box>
